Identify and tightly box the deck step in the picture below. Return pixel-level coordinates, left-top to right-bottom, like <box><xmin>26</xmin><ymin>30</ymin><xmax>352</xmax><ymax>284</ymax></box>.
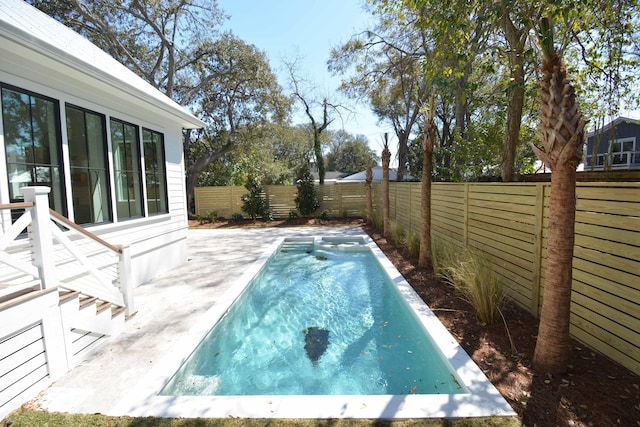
<box><xmin>79</xmin><ymin>296</ymin><xmax>98</xmax><ymax>309</ymax></box>
<box><xmin>58</xmin><ymin>289</ymin><xmax>81</xmax><ymax>304</ymax></box>
<box><xmin>96</xmin><ymin>300</ymin><xmax>112</xmax><ymax>314</ymax></box>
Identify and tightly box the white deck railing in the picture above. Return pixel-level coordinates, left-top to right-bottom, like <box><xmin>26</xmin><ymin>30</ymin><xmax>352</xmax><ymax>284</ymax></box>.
<box><xmin>0</xmin><ymin>186</ymin><xmax>134</xmax><ymax>314</ymax></box>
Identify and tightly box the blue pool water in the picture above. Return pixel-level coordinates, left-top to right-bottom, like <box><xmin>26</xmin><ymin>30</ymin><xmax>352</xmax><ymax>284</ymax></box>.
<box><xmin>160</xmin><ymin>239</ymin><xmax>465</xmax><ymax>396</ymax></box>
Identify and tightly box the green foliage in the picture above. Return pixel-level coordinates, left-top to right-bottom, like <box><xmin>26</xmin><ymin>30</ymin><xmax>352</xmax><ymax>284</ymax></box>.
<box><xmin>288</xmin><ymin>209</ymin><xmax>299</xmax><ymax>219</ymax></box>
<box><xmin>230</xmin><ymin>213</ymin><xmax>244</xmax><ymax>222</ymax></box>
<box><xmin>318</xmin><ymin>210</ymin><xmax>331</xmax><ymax>221</ymax></box>
<box><xmin>431</xmin><ymin>239</ymin><xmax>504</xmax><ymax>324</ymax></box>
<box><xmin>294</xmin><ymin>165</ymin><xmax>319</xmax><ymax>216</ymax></box>
<box><xmin>389</xmin><ymin>220</ymin><xmax>405</xmax><ymax>247</ymax></box>
<box><xmin>325</xmin><ymin>130</ymin><xmax>379</xmax><ymax>172</ymax></box>
<box><xmin>208</xmin><ymin>210</ymin><xmax>218</xmax><ymax>224</ymax></box>
<box><xmin>371</xmin><ymin>210</ymin><xmax>384</xmax><ymax>230</ymax></box>
<box><xmin>404</xmin><ymin>230</ymin><xmax>421</xmax><ymax>260</ymax></box>
<box><xmin>240</xmin><ymin>175</ymin><xmax>268</xmax><ymax>220</ymax></box>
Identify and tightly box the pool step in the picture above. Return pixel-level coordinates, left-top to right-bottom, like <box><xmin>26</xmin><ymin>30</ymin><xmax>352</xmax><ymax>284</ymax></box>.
<box><xmin>280</xmin><ymin>238</ymin><xmax>315</xmax><ymax>253</ymax></box>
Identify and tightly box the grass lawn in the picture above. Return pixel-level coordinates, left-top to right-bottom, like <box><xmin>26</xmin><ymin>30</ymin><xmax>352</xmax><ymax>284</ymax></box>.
<box><xmin>3</xmin><ymin>409</ymin><xmax>521</xmax><ymax>426</ymax></box>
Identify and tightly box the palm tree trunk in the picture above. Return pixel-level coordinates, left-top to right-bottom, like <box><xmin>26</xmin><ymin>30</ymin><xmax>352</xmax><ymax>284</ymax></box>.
<box><xmin>531</xmin><ymin>41</ymin><xmax>585</xmax><ymax>373</ymax></box>
<box><xmin>365</xmin><ymin>165</ymin><xmax>373</xmax><ymax>224</ymax></box>
<box><xmin>382</xmin><ymin>136</ymin><xmax>391</xmax><ymax>238</ymax></box>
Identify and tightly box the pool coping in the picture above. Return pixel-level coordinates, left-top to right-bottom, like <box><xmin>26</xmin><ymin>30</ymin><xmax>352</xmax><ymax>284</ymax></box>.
<box><xmin>114</xmin><ymin>234</ymin><xmax>516</xmax><ymax>419</ymax></box>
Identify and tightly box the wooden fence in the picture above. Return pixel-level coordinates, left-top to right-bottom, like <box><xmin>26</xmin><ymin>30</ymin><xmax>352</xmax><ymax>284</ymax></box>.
<box><xmin>194</xmin><ymin>183</ymin><xmax>375</xmax><ymax>219</ymax></box>
<box><xmin>194</xmin><ymin>182</ymin><xmax>640</xmax><ymax>375</ymax></box>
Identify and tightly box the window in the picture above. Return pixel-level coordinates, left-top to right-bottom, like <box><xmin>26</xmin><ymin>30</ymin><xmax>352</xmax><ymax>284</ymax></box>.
<box><xmin>66</xmin><ymin>105</ymin><xmax>111</xmax><ymax>225</ymax></box>
<box><xmin>143</xmin><ymin>129</ymin><xmax>168</xmax><ymax>215</ymax></box>
<box><xmin>1</xmin><ymin>85</ymin><xmax>66</xmax><ymax>215</ymax></box>
<box><xmin>110</xmin><ymin>118</ymin><xmax>143</xmax><ymax>220</ymax></box>
<box><xmin>611</xmin><ymin>137</ymin><xmax>636</xmax><ymax>165</ymax></box>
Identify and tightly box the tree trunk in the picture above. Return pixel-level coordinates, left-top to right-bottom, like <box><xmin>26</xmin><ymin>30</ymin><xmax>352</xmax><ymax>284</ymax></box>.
<box><xmin>533</xmin><ymin>162</ymin><xmax>577</xmax><ymax>373</ymax></box>
<box><xmin>314</xmin><ymin>129</ymin><xmax>325</xmax><ymax>184</ymax></box>
<box><xmin>365</xmin><ymin>165</ymin><xmax>373</xmax><ymax>224</ymax></box>
<box><xmin>396</xmin><ymin>131</ymin><xmax>409</xmax><ymax>182</ymax></box>
<box><xmin>501</xmin><ymin>12</ymin><xmax>527</xmax><ymax>182</ymax></box>
<box><xmin>418</xmin><ymin>100</ymin><xmax>435</xmax><ymax>268</ymax></box>
<box><xmin>531</xmin><ymin>43</ymin><xmax>585</xmax><ymax>374</ymax></box>
<box><xmin>382</xmin><ymin>139</ymin><xmax>391</xmax><ymax>238</ymax></box>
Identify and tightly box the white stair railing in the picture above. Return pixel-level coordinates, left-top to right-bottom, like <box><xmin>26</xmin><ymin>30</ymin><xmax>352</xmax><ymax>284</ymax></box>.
<box><xmin>0</xmin><ymin>186</ymin><xmax>134</xmax><ymax>315</ymax></box>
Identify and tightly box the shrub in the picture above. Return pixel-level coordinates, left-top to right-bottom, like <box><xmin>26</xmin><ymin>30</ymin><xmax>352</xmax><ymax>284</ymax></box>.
<box><xmin>230</xmin><ymin>213</ymin><xmax>244</xmax><ymax>222</ymax></box>
<box><xmin>288</xmin><ymin>209</ymin><xmax>299</xmax><ymax>219</ymax></box>
<box><xmin>432</xmin><ymin>241</ymin><xmax>504</xmax><ymax>325</ymax></box>
<box><xmin>294</xmin><ymin>165</ymin><xmax>319</xmax><ymax>216</ymax></box>
<box><xmin>371</xmin><ymin>211</ymin><xmax>383</xmax><ymax>230</ymax></box>
<box><xmin>430</xmin><ymin>238</ymin><xmax>461</xmax><ymax>280</ymax></box>
<box><xmin>241</xmin><ymin>175</ymin><xmax>268</xmax><ymax>220</ymax></box>
<box><xmin>389</xmin><ymin>220</ymin><xmax>405</xmax><ymax>246</ymax></box>
<box><xmin>404</xmin><ymin>231</ymin><xmax>421</xmax><ymax>259</ymax></box>
<box><xmin>208</xmin><ymin>210</ymin><xmax>218</xmax><ymax>224</ymax></box>
<box><xmin>318</xmin><ymin>210</ymin><xmax>330</xmax><ymax>221</ymax></box>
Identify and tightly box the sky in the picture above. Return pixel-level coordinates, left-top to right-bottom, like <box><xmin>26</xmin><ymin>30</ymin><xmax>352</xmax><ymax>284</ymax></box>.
<box><xmin>216</xmin><ymin>0</ymin><xmax>395</xmax><ymax>157</ymax></box>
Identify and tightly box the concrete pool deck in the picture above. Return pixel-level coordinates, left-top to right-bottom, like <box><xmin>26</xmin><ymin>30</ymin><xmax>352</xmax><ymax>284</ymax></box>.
<box><xmin>31</xmin><ymin>226</ymin><xmax>516</xmax><ymax>419</ymax></box>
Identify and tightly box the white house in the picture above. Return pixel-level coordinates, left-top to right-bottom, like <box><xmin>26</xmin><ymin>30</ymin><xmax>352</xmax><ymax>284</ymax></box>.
<box><xmin>0</xmin><ymin>0</ymin><xmax>204</xmax><ymax>285</ymax></box>
<box><xmin>0</xmin><ymin>0</ymin><xmax>203</xmax><ymax>418</ymax></box>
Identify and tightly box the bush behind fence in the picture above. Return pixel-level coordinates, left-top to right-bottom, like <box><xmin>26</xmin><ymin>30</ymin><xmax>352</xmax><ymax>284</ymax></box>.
<box><xmin>194</xmin><ymin>182</ymin><xmax>640</xmax><ymax>375</ymax></box>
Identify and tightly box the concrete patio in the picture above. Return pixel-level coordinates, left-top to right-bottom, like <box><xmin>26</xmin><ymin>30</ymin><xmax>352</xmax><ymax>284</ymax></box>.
<box><xmin>31</xmin><ymin>226</ymin><xmax>364</xmax><ymax>415</ymax></box>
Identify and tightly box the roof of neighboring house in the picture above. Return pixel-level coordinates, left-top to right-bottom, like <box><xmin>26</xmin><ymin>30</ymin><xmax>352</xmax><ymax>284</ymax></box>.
<box><xmin>337</xmin><ymin>166</ymin><xmax>416</xmax><ymax>182</ymax></box>
<box><xmin>0</xmin><ymin>0</ymin><xmax>204</xmax><ymax>129</ymax></box>
<box><xmin>586</xmin><ymin>116</ymin><xmax>640</xmax><ymax>138</ymax></box>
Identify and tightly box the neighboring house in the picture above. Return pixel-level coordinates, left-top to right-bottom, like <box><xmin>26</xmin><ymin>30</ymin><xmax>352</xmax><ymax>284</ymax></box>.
<box><xmin>0</xmin><ymin>0</ymin><xmax>204</xmax><ymax>286</ymax></box>
<box><xmin>0</xmin><ymin>0</ymin><xmax>203</xmax><ymax>417</ymax></box>
<box><xmin>337</xmin><ymin>166</ymin><xmax>415</xmax><ymax>183</ymax></box>
<box><xmin>584</xmin><ymin>116</ymin><xmax>640</xmax><ymax>171</ymax></box>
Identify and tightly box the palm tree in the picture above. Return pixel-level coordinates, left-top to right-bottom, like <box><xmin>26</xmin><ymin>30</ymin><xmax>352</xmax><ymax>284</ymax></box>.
<box><xmin>381</xmin><ymin>134</ymin><xmax>391</xmax><ymax>238</ymax></box>
<box><xmin>365</xmin><ymin>164</ymin><xmax>373</xmax><ymax>225</ymax></box>
<box><xmin>530</xmin><ymin>16</ymin><xmax>586</xmax><ymax>374</ymax></box>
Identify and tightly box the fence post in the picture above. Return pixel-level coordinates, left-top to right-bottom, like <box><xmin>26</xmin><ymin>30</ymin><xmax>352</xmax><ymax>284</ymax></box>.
<box><xmin>531</xmin><ymin>183</ymin><xmax>545</xmax><ymax>317</ymax></box>
<box><xmin>117</xmin><ymin>243</ymin><xmax>135</xmax><ymax>316</ymax></box>
<box><xmin>21</xmin><ymin>186</ymin><xmax>56</xmax><ymax>289</ymax></box>
<box><xmin>463</xmin><ymin>183</ymin><xmax>470</xmax><ymax>248</ymax></box>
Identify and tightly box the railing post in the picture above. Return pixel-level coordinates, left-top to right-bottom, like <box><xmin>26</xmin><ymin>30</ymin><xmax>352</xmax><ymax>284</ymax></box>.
<box><xmin>21</xmin><ymin>186</ymin><xmax>56</xmax><ymax>289</ymax></box>
<box><xmin>117</xmin><ymin>243</ymin><xmax>135</xmax><ymax>316</ymax></box>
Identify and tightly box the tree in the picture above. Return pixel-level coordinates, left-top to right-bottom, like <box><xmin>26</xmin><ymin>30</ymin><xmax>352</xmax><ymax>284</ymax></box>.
<box><xmin>31</xmin><ymin>1</ymin><xmax>293</xmax><ymax>200</ymax></box>
<box><xmin>284</xmin><ymin>60</ymin><xmax>337</xmax><ymax>185</ymax></box>
<box><xmin>418</xmin><ymin>95</ymin><xmax>435</xmax><ymax>268</ymax></box>
<box><xmin>325</xmin><ymin>131</ymin><xmax>379</xmax><ymax>173</ymax></box>
<box><xmin>499</xmin><ymin>1</ymin><xmax>534</xmax><ymax>182</ymax></box>
<box><xmin>28</xmin><ymin>0</ymin><xmax>224</xmax><ymax>102</ymax></box>
<box><xmin>329</xmin><ymin>9</ymin><xmax>429</xmax><ymax>181</ymax></box>
<box><xmin>381</xmin><ymin>134</ymin><xmax>391</xmax><ymax>238</ymax></box>
<box><xmin>241</xmin><ymin>175</ymin><xmax>268</xmax><ymax>221</ymax></box>
<box><xmin>530</xmin><ymin>12</ymin><xmax>586</xmax><ymax>374</ymax></box>
<box><xmin>185</xmin><ymin>34</ymin><xmax>291</xmax><ymax>198</ymax></box>
<box><xmin>294</xmin><ymin>165</ymin><xmax>320</xmax><ymax>216</ymax></box>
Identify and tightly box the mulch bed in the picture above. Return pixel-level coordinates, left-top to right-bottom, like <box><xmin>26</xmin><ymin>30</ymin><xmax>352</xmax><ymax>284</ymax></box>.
<box><xmin>190</xmin><ymin>218</ymin><xmax>640</xmax><ymax>426</ymax></box>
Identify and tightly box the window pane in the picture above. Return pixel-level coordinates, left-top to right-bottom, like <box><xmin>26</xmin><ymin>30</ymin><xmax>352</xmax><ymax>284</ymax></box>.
<box><xmin>2</xmin><ymin>85</ymin><xmax>65</xmax><ymax>215</ymax></box>
<box><xmin>67</xmin><ymin>105</ymin><xmax>111</xmax><ymax>225</ymax></box>
<box><xmin>111</xmin><ymin>118</ymin><xmax>142</xmax><ymax>220</ymax></box>
<box><xmin>86</xmin><ymin>114</ymin><xmax>106</xmax><ymax>169</ymax></box>
<box><xmin>67</xmin><ymin>107</ymin><xmax>88</xmax><ymax>167</ymax></box>
<box><xmin>143</xmin><ymin>128</ymin><xmax>168</xmax><ymax>215</ymax></box>
<box><xmin>2</xmin><ymin>88</ymin><xmax>34</xmax><ymax>164</ymax></box>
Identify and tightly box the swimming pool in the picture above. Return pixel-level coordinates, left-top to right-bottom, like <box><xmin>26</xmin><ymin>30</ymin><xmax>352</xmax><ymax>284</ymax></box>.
<box><xmin>117</xmin><ymin>234</ymin><xmax>515</xmax><ymax>419</ymax></box>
